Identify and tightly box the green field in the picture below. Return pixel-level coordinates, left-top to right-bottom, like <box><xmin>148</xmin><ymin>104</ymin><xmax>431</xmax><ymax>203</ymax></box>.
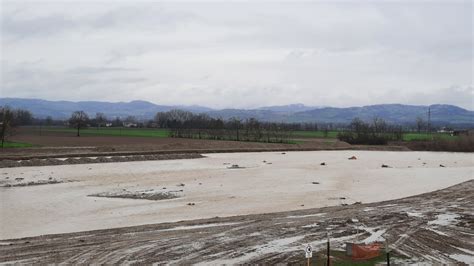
<box><xmin>292</xmin><ymin>130</ymin><xmax>340</xmax><ymax>138</ymax></box>
<box><xmin>1</xmin><ymin>141</ymin><xmax>34</xmax><ymax>148</ymax></box>
<box><xmin>33</xmin><ymin>127</ymin><xmax>459</xmax><ymax>142</ymax></box>
<box><xmin>43</xmin><ymin>127</ymin><xmax>170</xmax><ymax>138</ymax></box>
<box><xmin>402</xmin><ymin>132</ymin><xmax>456</xmax><ymax>141</ymax></box>
<box><xmin>293</xmin><ymin>130</ymin><xmax>457</xmax><ymax>142</ymax></box>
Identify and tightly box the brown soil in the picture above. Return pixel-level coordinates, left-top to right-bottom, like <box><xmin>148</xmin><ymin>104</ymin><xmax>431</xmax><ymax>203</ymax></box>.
<box><xmin>1</xmin><ymin>180</ymin><xmax>472</xmax><ymax>264</ymax></box>
<box><xmin>2</xmin><ymin>129</ymin><xmax>409</xmax><ymax>163</ymax></box>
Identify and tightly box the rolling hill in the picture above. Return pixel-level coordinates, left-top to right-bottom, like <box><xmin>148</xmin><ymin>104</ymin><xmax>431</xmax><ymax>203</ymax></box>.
<box><xmin>1</xmin><ymin>98</ymin><xmax>472</xmax><ymax>126</ymax></box>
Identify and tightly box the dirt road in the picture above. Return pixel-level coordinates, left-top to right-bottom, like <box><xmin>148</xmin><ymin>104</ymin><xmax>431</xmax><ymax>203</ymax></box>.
<box><xmin>1</xmin><ymin>180</ymin><xmax>472</xmax><ymax>264</ymax></box>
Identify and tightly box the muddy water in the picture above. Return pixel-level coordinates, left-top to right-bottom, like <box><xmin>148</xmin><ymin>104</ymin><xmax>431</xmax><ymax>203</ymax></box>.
<box><xmin>1</xmin><ymin>150</ymin><xmax>472</xmax><ymax>239</ymax></box>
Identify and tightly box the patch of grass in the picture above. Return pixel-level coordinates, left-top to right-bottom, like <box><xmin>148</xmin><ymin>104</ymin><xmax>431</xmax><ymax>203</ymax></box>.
<box><xmin>292</xmin><ymin>130</ymin><xmax>340</xmax><ymax>139</ymax></box>
<box><xmin>402</xmin><ymin>133</ymin><xmax>456</xmax><ymax>141</ymax></box>
<box><xmin>43</xmin><ymin>127</ymin><xmax>170</xmax><ymax>138</ymax></box>
<box><xmin>293</xmin><ymin>130</ymin><xmax>458</xmax><ymax>142</ymax></box>
<box><xmin>1</xmin><ymin>141</ymin><xmax>34</xmax><ymax>148</ymax></box>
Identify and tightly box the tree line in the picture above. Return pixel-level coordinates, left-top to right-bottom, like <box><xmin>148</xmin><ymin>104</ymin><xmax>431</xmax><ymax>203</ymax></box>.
<box><xmin>337</xmin><ymin>118</ymin><xmax>403</xmax><ymax>145</ymax></box>
<box><xmin>155</xmin><ymin>110</ymin><xmax>294</xmax><ymax>143</ymax></box>
<box><xmin>0</xmin><ymin>105</ymin><xmax>456</xmax><ymax>146</ymax></box>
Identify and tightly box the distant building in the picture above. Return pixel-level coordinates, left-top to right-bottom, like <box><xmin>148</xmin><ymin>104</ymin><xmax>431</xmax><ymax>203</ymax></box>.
<box><xmin>123</xmin><ymin>122</ymin><xmax>138</xmax><ymax>128</ymax></box>
<box><xmin>437</xmin><ymin>127</ymin><xmax>453</xmax><ymax>134</ymax></box>
<box><xmin>451</xmin><ymin>129</ymin><xmax>474</xmax><ymax>136</ymax></box>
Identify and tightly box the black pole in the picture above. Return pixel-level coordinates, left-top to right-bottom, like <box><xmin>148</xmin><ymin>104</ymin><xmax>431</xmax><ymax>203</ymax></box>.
<box><xmin>327</xmin><ymin>234</ymin><xmax>330</xmax><ymax>266</ymax></box>
<box><xmin>386</xmin><ymin>251</ymin><xmax>390</xmax><ymax>266</ymax></box>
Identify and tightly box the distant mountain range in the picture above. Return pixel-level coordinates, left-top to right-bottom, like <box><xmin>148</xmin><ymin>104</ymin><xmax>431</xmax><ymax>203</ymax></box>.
<box><xmin>1</xmin><ymin>98</ymin><xmax>473</xmax><ymax>126</ymax></box>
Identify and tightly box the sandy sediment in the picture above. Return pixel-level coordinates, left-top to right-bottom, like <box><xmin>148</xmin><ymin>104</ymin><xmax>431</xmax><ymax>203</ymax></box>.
<box><xmin>1</xmin><ymin>150</ymin><xmax>472</xmax><ymax>240</ymax></box>
<box><xmin>0</xmin><ymin>180</ymin><xmax>472</xmax><ymax>264</ymax></box>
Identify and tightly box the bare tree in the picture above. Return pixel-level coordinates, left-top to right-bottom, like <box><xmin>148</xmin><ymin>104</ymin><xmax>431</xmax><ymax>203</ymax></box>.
<box><xmin>373</xmin><ymin>117</ymin><xmax>387</xmax><ymax>133</ymax></box>
<box><xmin>95</xmin><ymin>112</ymin><xmax>107</xmax><ymax>129</ymax></box>
<box><xmin>229</xmin><ymin>117</ymin><xmax>242</xmax><ymax>141</ymax></box>
<box><xmin>45</xmin><ymin>116</ymin><xmax>53</xmax><ymax>126</ymax></box>
<box><xmin>69</xmin><ymin>111</ymin><xmax>89</xmax><ymax>137</ymax></box>
<box><xmin>0</xmin><ymin>107</ymin><xmax>14</xmax><ymax>148</ymax></box>
<box><xmin>416</xmin><ymin>117</ymin><xmax>425</xmax><ymax>133</ymax></box>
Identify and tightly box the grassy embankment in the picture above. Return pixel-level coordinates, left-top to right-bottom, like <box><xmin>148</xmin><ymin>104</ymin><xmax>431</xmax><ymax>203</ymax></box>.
<box><xmin>42</xmin><ymin>127</ymin><xmax>170</xmax><ymax>138</ymax></box>
<box><xmin>1</xmin><ymin>141</ymin><xmax>34</xmax><ymax>148</ymax></box>
<box><xmin>293</xmin><ymin>130</ymin><xmax>456</xmax><ymax>142</ymax></box>
<box><xmin>35</xmin><ymin>127</ymin><xmax>457</xmax><ymax>142</ymax></box>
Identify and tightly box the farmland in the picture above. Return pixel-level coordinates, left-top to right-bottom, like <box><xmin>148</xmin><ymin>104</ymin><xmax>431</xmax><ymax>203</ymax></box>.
<box><xmin>39</xmin><ymin>127</ymin><xmax>170</xmax><ymax>138</ymax></box>
<box><xmin>1</xmin><ymin>127</ymin><xmax>472</xmax><ymax>264</ymax></box>
<box><xmin>14</xmin><ymin>126</ymin><xmax>458</xmax><ymax>142</ymax></box>
<box><xmin>1</xmin><ymin>141</ymin><xmax>34</xmax><ymax>148</ymax></box>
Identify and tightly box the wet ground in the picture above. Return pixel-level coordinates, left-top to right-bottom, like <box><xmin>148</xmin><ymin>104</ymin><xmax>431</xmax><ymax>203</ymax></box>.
<box><xmin>1</xmin><ymin>151</ymin><xmax>472</xmax><ymax>240</ymax></box>
<box><xmin>0</xmin><ymin>180</ymin><xmax>472</xmax><ymax>264</ymax></box>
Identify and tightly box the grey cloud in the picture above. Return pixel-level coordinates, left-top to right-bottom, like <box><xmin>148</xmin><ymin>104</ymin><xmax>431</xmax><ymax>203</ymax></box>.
<box><xmin>66</xmin><ymin>67</ymin><xmax>139</xmax><ymax>74</ymax></box>
<box><xmin>1</xmin><ymin>3</ymin><xmax>197</xmax><ymax>43</ymax></box>
<box><xmin>2</xmin><ymin>1</ymin><xmax>472</xmax><ymax>109</ymax></box>
<box><xmin>1</xmin><ymin>14</ymin><xmax>77</xmax><ymax>40</ymax></box>
<box><xmin>103</xmin><ymin>77</ymin><xmax>149</xmax><ymax>84</ymax></box>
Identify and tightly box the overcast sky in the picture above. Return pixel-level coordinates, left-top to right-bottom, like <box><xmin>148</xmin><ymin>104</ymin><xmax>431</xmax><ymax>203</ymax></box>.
<box><xmin>1</xmin><ymin>0</ymin><xmax>473</xmax><ymax>109</ymax></box>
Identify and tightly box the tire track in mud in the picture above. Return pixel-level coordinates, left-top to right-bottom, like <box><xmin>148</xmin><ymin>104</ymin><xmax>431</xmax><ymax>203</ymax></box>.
<box><xmin>0</xmin><ymin>180</ymin><xmax>473</xmax><ymax>264</ymax></box>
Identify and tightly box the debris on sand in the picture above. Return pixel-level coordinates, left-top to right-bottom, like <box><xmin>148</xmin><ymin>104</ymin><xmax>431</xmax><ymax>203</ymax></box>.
<box><xmin>187</xmin><ymin>202</ymin><xmax>196</xmax><ymax>206</ymax></box>
<box><xmin>381</xmin><ymin>164</ymin><xmax>391</xmax><ymax>168</ymax></box>
<box><xmin>440</xmin><ymin>164</ymin><xmax>446</xmax><ymax>168</ymax></box>
<box><xmin>3</xmin><ymin>179</ymin><xmax>64</xmax><ymax>187</ymax></box>
<box><xmin>281</xmin><ymin>152</ymin><xmax>286</xmax><ymax>155</ymax></box>
<box><xmin>177</xmin><ymin>183</ymin><xmax>185</xmax><ymax>187</ymax></box>
<box><xmin>353</xmin><ymin>201</ymin><xmax>362</xmax><ymax>205</ymax></box>
<box><xmin>312</xmin><ymin>182</ymin><xmax>320</xmax><ymax>185</ymax></box>
<box><xmin>227</xmin><ymin>164</ymin><xmax>245</xmax><ymax>169</ymax></box>
<box><xmin>0</xmin><ymin>154</ymin><xmax>204</xmax><ymax>168</ymax></box>
<box><xmin>348</xmin><ymin>156</ymin><xmax>357</xmax><ymax>160</ymax></box>
<box><xmin>90</xmin><ymin>190</ymin><xmax>181</xmax><ymax>201</ymax></box>
<box><xmin>320</xmin><ymin>162</ymin><xmax>326</xmax><ymax>166</ymax></box>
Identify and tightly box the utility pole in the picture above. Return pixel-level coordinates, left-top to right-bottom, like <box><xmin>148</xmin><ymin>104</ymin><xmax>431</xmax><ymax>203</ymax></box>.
<box><xmin>385</xmin><ymin>240</ymin><xmax>390</xmax><ymax>266</ymax></box>
<box><xmin>327</xmin><ymin>232</ymin><xmax>330</xmax><ymax>266</ymax></box>
<box><xmin>428</xmin><ymin>107</ymin><xmax>431</xmax><ymax>135</ymax></box>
